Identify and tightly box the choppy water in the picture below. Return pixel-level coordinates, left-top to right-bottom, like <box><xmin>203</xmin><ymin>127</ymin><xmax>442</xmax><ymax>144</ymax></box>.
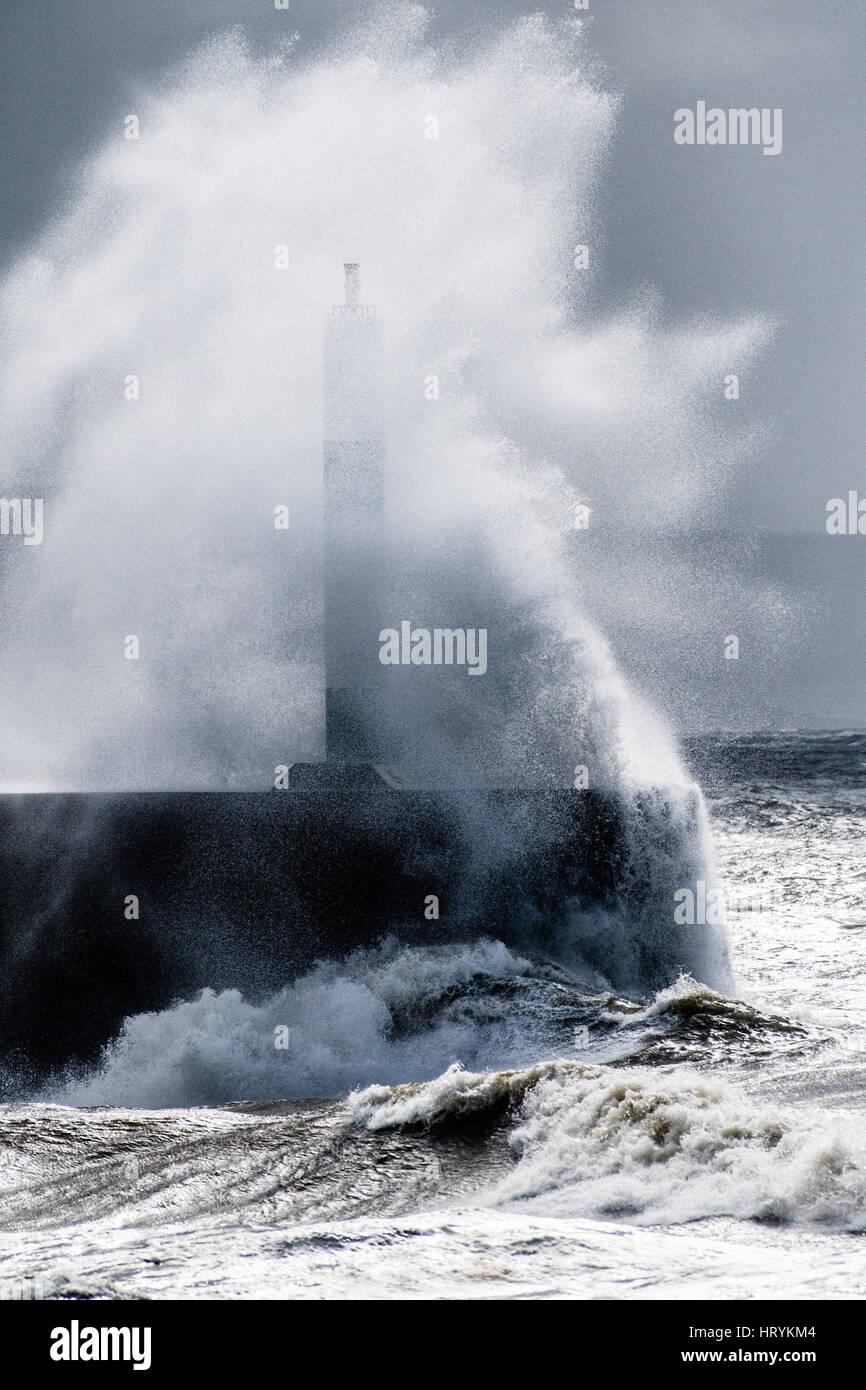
<box><xmin>1</xmin><ymin>732</ymin><xmax>865</xmax><ymax>1301</ymax></box>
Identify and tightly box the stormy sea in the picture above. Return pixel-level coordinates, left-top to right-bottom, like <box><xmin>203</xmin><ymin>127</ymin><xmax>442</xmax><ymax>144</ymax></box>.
<box><xmin>0</xmin><ymin>731</ymin><xmax>864</xmax><ymax>1301</ymax></box>
<box><xmin>0</xmin><ymin>9</ymin><xmax>861</xmax><ymax>1309</ymax></box>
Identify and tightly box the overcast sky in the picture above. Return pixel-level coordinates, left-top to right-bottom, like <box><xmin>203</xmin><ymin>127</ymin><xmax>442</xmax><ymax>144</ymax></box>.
<box><xmin>2</xmin><ymin>0</ymin><xmax>863</xmax><ymax>534</ymax></box>
<box><xmin>1</xmin><ymin>0</ymin><xmax>863</xmax><ymax>728</ymax></box>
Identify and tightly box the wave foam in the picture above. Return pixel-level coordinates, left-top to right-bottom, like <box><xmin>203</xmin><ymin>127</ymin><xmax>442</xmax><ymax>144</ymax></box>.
<box><xmin>43</xmin><ymin>939</ymin><xmax>585</xmax><ymax>1108</ymax></box>
<box><xmin>352</xmin><ymin>1058</ymin><xmax>866</xmax><ymax>1228</ymax></box>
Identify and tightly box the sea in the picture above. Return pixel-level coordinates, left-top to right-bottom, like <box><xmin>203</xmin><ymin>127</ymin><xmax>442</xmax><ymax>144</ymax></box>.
<box><xmin>1</xmin><ymin>730</ymin><xmax>864</xmax><ymax>1302</ymax></box>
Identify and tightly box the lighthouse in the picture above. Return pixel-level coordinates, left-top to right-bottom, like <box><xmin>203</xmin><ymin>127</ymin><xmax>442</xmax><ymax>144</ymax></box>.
<box><xmin>0</xmin><ymin>262</ymin><xmax>731</xmax><ymax>1085</ymax></box>
<box><xmin>322</xmin><ymin>263</ymin><xmax>386</xmax><ymax>761</ymax></box>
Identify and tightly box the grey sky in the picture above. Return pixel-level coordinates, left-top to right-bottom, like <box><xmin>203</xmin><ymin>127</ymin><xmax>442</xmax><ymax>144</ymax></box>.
<box><xmin>2</xmin><ymin>0</ymin><xmax>863</xmax><ymax>533</ymax></box>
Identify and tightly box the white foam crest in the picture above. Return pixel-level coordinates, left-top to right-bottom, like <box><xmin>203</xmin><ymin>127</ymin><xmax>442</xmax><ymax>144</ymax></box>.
<box><xmin>504</xmin><ymin>1063</ymin><xmax>866</xmax><ymax>1227</ymax></box>
<box><xmin>45</xmin><ymin>939</ymin><xmax>554</xmax><ymax>1109</ymax></box>
<box><xmin>353</xmin><ymin>1056</ymin><xmax>866</xmax><ymax>1227</ymax></box>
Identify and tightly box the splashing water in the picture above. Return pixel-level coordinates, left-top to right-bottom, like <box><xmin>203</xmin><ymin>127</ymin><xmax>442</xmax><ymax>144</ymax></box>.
<box><xmin>0</xmin><ymin>6</ymin><xmax>769</xmax><ymax>795</ymax></box>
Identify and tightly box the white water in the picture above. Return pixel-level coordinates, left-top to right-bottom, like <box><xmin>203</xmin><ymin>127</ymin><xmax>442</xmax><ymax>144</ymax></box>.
<box><xmin>3</xmin><ymin>740</ymin><xmax>866</xmax><ymax>1300</ymax></box>
<box><xmin>353</xmin><ymin>1058</ymin><xmax>866</xmax><ymax>1230</ymax></box>
<box><xmin>0</xmin><ymin>6</ymin><xmax>770</xmax><ymax>792</ymax></box>
<box><xmin>46</xmin><ymin>938</ymin><xmax>559</xmax><ymax>1108</ymax></box>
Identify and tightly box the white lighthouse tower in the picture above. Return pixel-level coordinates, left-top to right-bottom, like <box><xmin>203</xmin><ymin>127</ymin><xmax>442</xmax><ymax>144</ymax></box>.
<box><xmin>322</xmin><ymin>263</ymin><xmax>386</xmax><ymax>760</ymax></box>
